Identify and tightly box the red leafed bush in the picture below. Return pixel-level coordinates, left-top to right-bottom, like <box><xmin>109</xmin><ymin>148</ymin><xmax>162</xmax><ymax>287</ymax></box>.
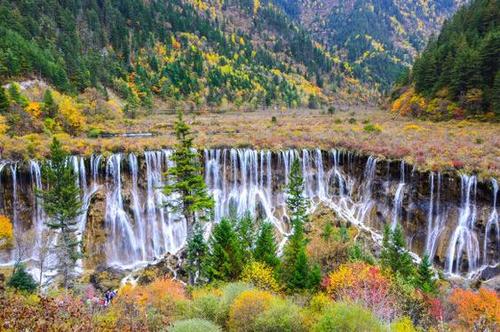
<box><xmin>322</xmin><ymin>262</ymin><xmax>399</xmax><ymax>321</ymax></box>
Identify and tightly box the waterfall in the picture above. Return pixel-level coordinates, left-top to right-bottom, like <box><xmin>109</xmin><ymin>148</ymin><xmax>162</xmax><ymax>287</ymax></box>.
<box><xmin>424</xmin><ymin>173</ymin><xmax>445</xmax><ymax>262</ymax></box>
<box><xmin>391</xmin><ymin>183</ymin><xmax>405</xmax><ymax>230</ymax></box>
<box><xmin>206</xmin><ymin>149</ymin><xmax>282</xmax><ymax>233</ymax></box>
<box><xmin>29</xmin><ymin>160</ymin><xmax>44</xmax><ymax>260</ymax></box>
<box><xmin>356</xmin><ymin>156</ymin><xmax>377</xmax><ymax>222</ymax></box>
<box><xmin>483</xmin><ymin>179</ymin><xmax>499</xmax><ymax>266</ymax></box>
<box><xmin>105</xmin><ymin>154</ymin><xmax>139</xmax><ymax>266</ymax></box>
<box><xmin>446</xmin><ymin>175</ymin><xmax>480</xmax><ymax>276</ymax></box>
<box><xmin>0</xmin><ymin>150</ymin><xmax>498</xmax><ymax>280</ymax></box>
<box><xmin>128</xmin><ymin>153</ymin><xmax>146</xmax><ymax>261</ymax></box>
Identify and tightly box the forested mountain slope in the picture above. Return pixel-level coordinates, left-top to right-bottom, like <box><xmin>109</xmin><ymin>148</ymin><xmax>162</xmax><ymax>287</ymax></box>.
<box><xmin>274</xmin><ymin>0</ymin><xmax>467</xmax><ymax>89</ymax></box>
<box><xmin>0</xmin><ymin>0</ymin><xmax>375</xmax><ymax>110</ymax></box>
<box><xmin>391</xmin><ymin>0</ymin><xmax>499</xmax><ymax>120</ymax></box>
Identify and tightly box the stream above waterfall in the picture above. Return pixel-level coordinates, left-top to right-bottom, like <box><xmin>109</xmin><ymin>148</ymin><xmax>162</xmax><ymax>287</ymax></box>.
<box><xmin>0</xmin><ymin>149</ymin><xmax>498</xmax><ymax>282</ymax></box>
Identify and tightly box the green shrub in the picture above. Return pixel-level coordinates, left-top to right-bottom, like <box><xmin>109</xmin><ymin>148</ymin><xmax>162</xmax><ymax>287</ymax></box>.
<box><xmin>7</xmin><ymin>264</ymin><xmax>37</xmax><ymax>293</ymax></box>
<box><xmin>183</xmin><ymin>294</ymin><xmax>223</xmax><ymax>325</ymax></box>
<box><xmin>220</xmin><ymin>282</ymin><xmax>254</xmax><ymax>307</ymax></box>
<box><xmin>363</xmin><ymin>123</ymin><xmax>382</xmax><ymax>133</ymax></box>
<box><xmin>327</xmin><ymin>106</ymin><xmax>336</xmax><ymax>115</ymax></box>
<box><xmin>168</xmin><ymin>319</ymin><xmax>222</xmax><ymax>332</ymax></box>
<box><xmin>254</xmin><ymin>299</ymin><xmax>305</xmax><ymax>332</ymax></box>
<box><xmin>348</xmin><ymin>117</ymin><xmax>356</xmax><ymax>124</ymax></box>
<box><xmin>312</xmin><ymin>302</ymin><xmax>384</xmax><ymax>332</ymax></box>
<box><xmin>87</xmin><ymin>127</ymin><xmax>103</xmax><ymax>138</ymax></box>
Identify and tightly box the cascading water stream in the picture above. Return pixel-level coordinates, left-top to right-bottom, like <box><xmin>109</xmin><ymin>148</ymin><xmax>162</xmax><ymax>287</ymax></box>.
<box><xmin>390</xmin><ymin>161</ymin><xmax>406</xmax><ymax>230</ymax></box>
<box><xmin>483</xmin><ymin>179</ymin><xmax>499</xmax><ymax>266</ymax></box>
<box><xmin>105</xmin><ymin>154</ymin><xmax>139</xmax><ymax>266</ymax></box>
<box><xmin>29</xmin><ymin>160</ymin><xmax>44</xmax><ymax>260</ymax></box>
<box><xmin>0</xmin><ymin>149</ymin><xmax>498</xmax><ymax>281</ymax></box>
<box><xmin>425</xmin><ymin>172</ymin><xmax>446</xmax><ymax>262</ymax></box>
<box><xmin>446</xmin><ymin>175</ymin><xmax>480</xmax><ymax>276</ymax></box>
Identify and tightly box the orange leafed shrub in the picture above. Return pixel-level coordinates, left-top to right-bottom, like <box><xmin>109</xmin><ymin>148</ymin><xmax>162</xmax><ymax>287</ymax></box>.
<box><xmin>449</xmin><ymin>288</ymin><xmax>500</xmax><ymax>330</ymax></box>
<box><xmin>228</xmin><ymin>289</ymin><xmax>273</xmax><ymax>332</ymax></box>
<box><xmin>119</xmin><ymin>278</ymin><xmax>186</xmax><ymax>309</ymax></box>
<box><xmin>100</xmin><ymin>278</ymin><xmax>187</xmax><ymax>330</ymax></box>
<box><xmin>0</xmin><ymin>215</ymin><xmax>14</xmax><ymax>249</ymax></box>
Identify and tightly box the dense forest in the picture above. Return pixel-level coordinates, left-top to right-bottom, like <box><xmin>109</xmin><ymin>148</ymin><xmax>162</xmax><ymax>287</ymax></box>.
<box><xmin>0</xmin><ymin>0</ymin><xmax>352</xmax><ymax>110</ymax></box>
<box><xmin>273</xmin><ymin>0</ymin><xmax>466</xmax><ymax>89</ymax></box>
<box><xmin>391</xmin><ymin>0</ymin><xmax>500</xmax><ymax>119</ymax></box>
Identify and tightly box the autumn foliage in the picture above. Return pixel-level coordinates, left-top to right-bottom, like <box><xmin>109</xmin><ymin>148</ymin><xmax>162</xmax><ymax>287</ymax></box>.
<box><xmin>449</xmin><ymin>288</ymin><xmax>500</xmax><ymax>330</ymax></box>
<box><xmin>240</xmin><ymin>262</ymin><xmax>280</xmax><ymax>292</ymax></box>
<box><xmin>0</xmin><ymin>215</ymin><xmax>14</xmax><ymax>249</ymax></box>
<box><xmin>228</xmin><ymin>289</ymin><xmax>273</xmax><ymax>331</ymax></box>
<box><xmin>321</xmin><ymin>262</ymin><xmax>399</xmax><ymax>321</ymax></box>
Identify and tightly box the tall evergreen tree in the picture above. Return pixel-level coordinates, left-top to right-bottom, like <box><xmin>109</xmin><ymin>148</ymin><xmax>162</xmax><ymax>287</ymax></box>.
<box><xmin>40</xmin><ymin>137</ymin><xmax>82</xmax><ymax>288</ymax></box>
<box><xmin>286</xmin><ymin>158</ymin><xmax>309</xmax><ymax>227</ymax></box>
<box><xmin>235</xmin><ymin>212</ymin><xmax>255</xmax><ymax>259</ymax></box>
<box><xmin>281</xmin><ymin>158</ymin><xmax>317</xmax><ymax>290</ymax></box>
<box><xmin>185</xmin><ymin>222</ymin><xmax>208</xmax><ymax>285</ymax></box>
<box><xmin>254</xmin><ymin>222</ymin><xmax>279</xmax><ymax>269</ymax></box>
<box><xmin>381</xmin><ymin>224</ymin><xmax>415</xmax><ymax>281</ymax></box>
<box><xmin>417</xmin><ymin>254</ymin><xmax>437</xmax><ymax>294</ymax></box>
<box><xmin>164</xmin><ymin>111</ymin><xmax>214</xmax><ymax>232</ymax></box>
<box><xmin>0</xmin><ymin>86</ymin><xmax>9</xmax><ymax>114</ymax></box>
<box><xmin>492</xmin><ymin>71</ymin><xmax>500</xmax><ymax>115</ymax></box>
<box><xmin>206</xmin><ymin>218</ymin><xmax>243</xmax><ymax>281</ymax></box>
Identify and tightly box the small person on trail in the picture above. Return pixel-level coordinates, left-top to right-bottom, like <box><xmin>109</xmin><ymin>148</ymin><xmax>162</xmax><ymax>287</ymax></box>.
<box><xmin>103</xmin><ymin>289</ymin><xmax>117</xmax><ymax>307</ymax></box>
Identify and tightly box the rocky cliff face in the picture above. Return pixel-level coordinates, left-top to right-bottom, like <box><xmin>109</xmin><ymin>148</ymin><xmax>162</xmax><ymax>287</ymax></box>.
<box><xmin>0</xmin><ymin>149</ymin><xmax>497</xmax><ymax>281</ymax></box>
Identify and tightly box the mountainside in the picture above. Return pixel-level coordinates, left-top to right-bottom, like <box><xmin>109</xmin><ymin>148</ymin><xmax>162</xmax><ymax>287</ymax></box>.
<box><xmin>274</xmin><ymin>0</ymin><xmax>467</xmax><ymax>89</ymax></box>
<box><xmin>0</xmin><ymin>0</ymin><xmax>378</xmax><ymax>111</ymax></box>
<box><xmin>391</xmin><ymin>0</ymin><xmax>499</xmax><ymax>120</ymax></box>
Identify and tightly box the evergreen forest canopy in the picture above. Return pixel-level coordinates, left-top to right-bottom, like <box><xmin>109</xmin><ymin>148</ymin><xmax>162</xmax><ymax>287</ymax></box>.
<box><xmin>0</xmin><ymin>0</ymin><xmax>354</xmax><ymax>109</ymax></box>
<box><xmin>391</xmin><ymin>0</ymin><xmax>500</xmax><ymax>119</ymax></box>
<box><xmin>273</xmin><ymin>0</ymin><xmax>467</xmax><ymax>90</ymax></box>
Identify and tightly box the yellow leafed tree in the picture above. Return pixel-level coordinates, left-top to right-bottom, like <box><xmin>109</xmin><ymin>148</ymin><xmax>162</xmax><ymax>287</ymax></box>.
<box><xmin>0</xmin><ymin>215</ymin><xmax>14</xmax><ymax>250</ymax></box>
<box><xmin>253</xmin><ymin>0</ymin><xmax>260</xmax><ymax>15</ymax></box>
<box><xmin>54</xmin><ymin>93</ymin><xmax>86</xmax><ymax>135</ymax></box>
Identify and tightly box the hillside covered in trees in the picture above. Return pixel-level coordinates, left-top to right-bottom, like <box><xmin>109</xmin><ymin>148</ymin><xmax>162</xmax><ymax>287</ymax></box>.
<box><xmin>274</xmin><ymin>0</ymin><xmax>466</xmax><ymax>89</ymax></box>
<box><xmin>391</xmin><ymin>0</ymin><xmax>499</xmax><ymax>120</ymax></box>
<box><xmin>0</xmin><ymin>0</ymin><xmax>374</xmax><ymax>111</ymax></box>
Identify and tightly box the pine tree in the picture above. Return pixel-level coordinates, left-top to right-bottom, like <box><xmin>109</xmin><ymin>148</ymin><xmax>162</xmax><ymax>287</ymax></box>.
<box><xmin>0</xmin><ymin>86</ymin><xmax>9</xmax><ymax>114</ymax></box>
<box><xmin>492</xmin><ymin>71</ymin><xmax>500</xmax><ymax>115</ymax></box>
<box><xmin>417</xmin><ymin>254</ymin><xmax>437</xmax><ymax>294</ymax></box>
<box><xmin>235</xmin><ymin>212</ymin><xmax>255</xmax><ymax>259</ymax></box>
<box><xmin>42</xmin><ymin>90</ymin><xmax>58</xmax><ymax>118</ymax></box>
<box><xmin>281</xmin><ymin>158</ymin><xmax>316</xmax><ymax>290</ymax></box>
<box><xmin>40</xmin><ymin>137</ymin><xmax>83</xmax><ymax>288</ymax></box>
<box><xmin>7</xmin><ymin>83</ymin><xmax>27</xmax><ymax>107</ymax></box>
<box><xmin>206</xmin><ymin>218</ymin><xmax>243</xmax><ymax>281</ymax></box>
<box><xmin>287</xmin><ymin>246</ymin><xmax>309</xmax><ymax>289</ymax></box>
<box><xmin>254</xmin><ymin>222</ymin><xmax>279</xmax><ymax>268</ymax></box>
<box><xmin>286</xmin><ymin>158</ymin><xmax>308</xmax><ymax>227</ymax></box>
<box><xmin>164</xmin><ymin>111</ymin><xmax>214</xmax><ymax>233</ymax></box>
<box><xmin>185</xmin><ymin>222</ymin><xmax>208</xmax><ymax>285</ymax></box>
<box><xmin>381</xmin><ymin>224</ymin><xmax>415</xmax><ymax>281</ymax></box>
<box><xmin>7</xmin><ymin>263</ymin><xmax>37</xmax><ymax>293</ymax></box>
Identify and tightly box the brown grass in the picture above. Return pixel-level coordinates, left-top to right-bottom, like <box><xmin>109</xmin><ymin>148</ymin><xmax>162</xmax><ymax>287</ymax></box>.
<box><xmin>1</xmin><ymin>107</ymin><xmax>498</xmax><ymax>179</ymax></box>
